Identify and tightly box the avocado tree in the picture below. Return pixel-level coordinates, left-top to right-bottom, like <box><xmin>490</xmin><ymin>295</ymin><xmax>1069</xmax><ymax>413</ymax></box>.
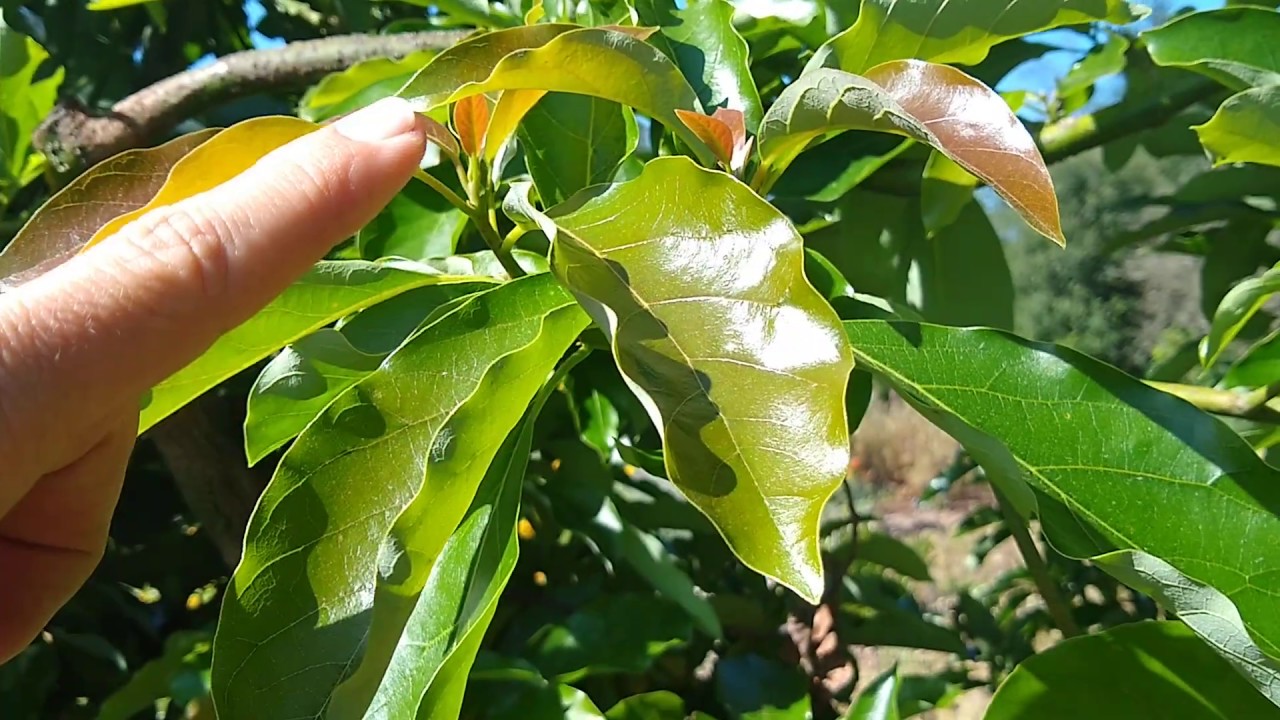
<box><xmin>3</xmin><ymin>0</ymin><xmax>1280</xmax><ymax>718</ymax></box>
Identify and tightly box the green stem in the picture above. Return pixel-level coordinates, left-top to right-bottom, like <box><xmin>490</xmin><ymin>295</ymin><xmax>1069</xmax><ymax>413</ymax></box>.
<box><xmin>475</xmin><ymin>213</ymin><xmax>524</xmax><ymax>278</ymax></box>
<box><xmin>1147</xmin><ymin>381</ymin><xmax>1280</xmax><ymax>423</ymax></box>
<box><xmin>993</xmin><ymin>487</ymin><xmax>1082</xmax><ymax>639</ymax></box>
<box><xmin>502</xmin><ymin>226</ymin><xmax>528</xmax><ymax>254</ymax></box>
<box><xmin>413</xmin><ymin>169</ymin><xmax>471</xmax><ymax>214</ymax></box>
<box><xmin>462</xmin><ymin>157</ymin><xmax>525</xmax><ymax>279</ymax></box>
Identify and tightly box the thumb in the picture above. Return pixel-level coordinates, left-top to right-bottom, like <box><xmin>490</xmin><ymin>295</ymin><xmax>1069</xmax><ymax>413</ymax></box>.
<box><xmin>0</xmin><ymin>97</ymin><xmax>427</xmax><ymax>463</ymax></box>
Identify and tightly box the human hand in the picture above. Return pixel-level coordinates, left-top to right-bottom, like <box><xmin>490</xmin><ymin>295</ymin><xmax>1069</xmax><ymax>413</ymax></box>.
<box><xmin>0</xmin><ymin>98</ymin><xmax>427</xmax><ymax>661</ymax></box>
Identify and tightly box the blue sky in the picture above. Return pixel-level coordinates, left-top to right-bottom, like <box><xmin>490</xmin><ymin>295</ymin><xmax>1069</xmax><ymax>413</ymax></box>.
<box><xmin>997</xmin><ymin>0</ymin><xmax>1225</xmax><ymax>117</ymax></box>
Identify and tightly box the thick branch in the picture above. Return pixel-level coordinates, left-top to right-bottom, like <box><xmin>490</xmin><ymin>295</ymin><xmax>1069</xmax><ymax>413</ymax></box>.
<box><xmin>34</xmin><ymin>30</ymin><xmax>470</xmax><ymax>176</ymax></box>
<box><xmin>1039</xmin><ymin>76</ymin><xmax>1225</xmax><ymax>164</ymax></box>
<box><xmin>147</xmin><ymin>395</ymin><xmax>270</xmax><ymax>568</ymax></box>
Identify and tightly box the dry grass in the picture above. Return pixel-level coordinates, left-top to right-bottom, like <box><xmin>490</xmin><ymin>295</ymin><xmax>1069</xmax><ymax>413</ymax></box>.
<box><xmin>851</xmin><ymin>392</ymin><xmax>960</xmax><ymax>497</ymax></box>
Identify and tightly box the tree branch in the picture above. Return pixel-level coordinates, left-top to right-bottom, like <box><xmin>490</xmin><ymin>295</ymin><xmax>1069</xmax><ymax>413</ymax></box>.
<box><xmin>1038</xmin><ymin>76</ymin><xmax>1225</xmax><ymax>165</ymax></box>
<box><xmin>785</xmin><ymin>482</ymin><xmax>859</xmax><ymax>719</ymax></box>
<box><xmin>34</xmin><ymin>29</ymin><xmax>471</xmax><ymax>177</ymax></box>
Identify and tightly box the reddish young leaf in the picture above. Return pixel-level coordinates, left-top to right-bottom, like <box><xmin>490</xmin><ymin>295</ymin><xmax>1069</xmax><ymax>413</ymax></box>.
<box><xmin>711</xmin><ymin>107</ymin><xmax>751</xmax><ymax>171</ymax></box>
<box><xmin>421</xmin><ymin>115</ymin><xmax>461</xmax><ymax>162</ymax></box>
<box><xmin>675</xmin><ymin>108</ymin><xmax>735</xmax><ymax>167</ymax></box>
<box><xmin>758</xmin><ymin>61</ymin><xmax>1064</xmax><ymax>245</ymax></box>
<box><xmin>864</xmin><ymin>60</ymin><xmax>1063</xmax><ymax>245</ymax></box>
<box><xmin>454</xmin><ymin>94</ymin><xmax>492</xmax><ymax>157</ymax></box>
<box><xmin>711</xmin><ymin>107</ymin><xmax>746</xmax><ymax>149</ymax></box>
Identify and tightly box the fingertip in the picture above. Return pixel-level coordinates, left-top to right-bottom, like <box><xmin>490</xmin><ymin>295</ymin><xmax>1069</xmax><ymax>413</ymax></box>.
<box><xmin>331</xmin><ymin>97</ymin><xmax>424</xmax><ymax>145</ymax></box>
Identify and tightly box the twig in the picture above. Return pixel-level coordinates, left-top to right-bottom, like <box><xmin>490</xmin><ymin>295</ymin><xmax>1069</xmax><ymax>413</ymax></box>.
<box><xmin>1147</xmin><ymin>381</ymin><xmax>1280</xmax><ymax>423</ymax></box>
<box><xmin>993</xmin><ymin>487</ymin><xmax>1082</xmax><ymax>638</ymax></box>
<box><xmin>462</xmin><ymin>158</ymin><xmax>525</xmax><ymax>279</ymax></box>
<box><xmin>35</xmin><ymin>29</ymin><xmax>472</xmax><ymax>176</ymax></box>
<box><xmin>785</xmin><ymin>480</ymin><xmax>859</xmax><ymax>719</ymax></box>
<box><xmin>413</xmin><ymin>168</ymin><xmax>471</xmax><ymax>215</ymax></box>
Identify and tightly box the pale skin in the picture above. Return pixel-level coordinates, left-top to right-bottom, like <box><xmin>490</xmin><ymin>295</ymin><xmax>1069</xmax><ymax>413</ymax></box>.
<box><xmin>0</xmin><ymin>97</ymin><xmax>428</xmax><ymax>662</ymax></box>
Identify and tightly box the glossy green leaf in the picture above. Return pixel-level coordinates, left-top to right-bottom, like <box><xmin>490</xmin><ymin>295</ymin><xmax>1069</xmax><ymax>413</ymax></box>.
<box><xmin>356</xmin><ymin>171</ymin><xmax>468</xmax><ymax>261</ymax></box>
<box><xmin>519</xmin><ymin>93</ymin><xmax>637</xmax><ymax>206</ymax></box>
<box><xmin>142</xmin><ymin>259</ymin><xmax>494</xmax><ymax>432</ymax></box>
<box><xmin>526</xmin><ymin>594</ymin><xmax>691</xmax><ymax>682</ymax></box>
<box><xmin>758</xmin><ymin>62</ymin><xmax>1063</xmax><ymax>245</ymax></box>
<box><xmin>843</xmin><ymin>319</ymin><xmax>1280</xmax><ymax>693</ymax></box>
<box><xmin>1144</xmin><ymin>7</ymin><xmax>1280</xmax><ymax>90</ymax></box>
<box><xmin>0</xmin><ymin>18</ymin><xmax>62</xmax><ymax>204</ymax></box>
<box><xmin>771</xmin><ymin>132</ymin><xmax>912</xmax><ymax>203</ymax></box>
<box><xmin>808</xmin><ymin>0</ymin><xmax>1136</xmax><ymax>74</ymax></box>
<box><xmin>211</xmin><ymin>275</ymin><xmax>589</xmax><ymax>718</ymax></box>
<box><xmin>803</xmin><ymin>190</ymin><xmax>914</xmax><ymax>305</ymax></box>
<box><xmin>367</xmin><ymin>375</ymin><xmax>558</xmax><ymax>720</ymax></box>
<box><xmin>985</xmin><ymin>621</ymin><xmax>1277</xmax><ymax>719</ymax></box>
<box><xmin>299</xmin><ymin>50</ymin><xmax>439</xmax><ymax>122</ymax></box>
<box><xmin>243</xmin><ymin>281</ymin><xmax>488</xmax><ymax>465</ymax></box>
<box><xmin>632</xmin><ymin>0</ymin><xmax>764</xmax><ymax>132</ymax></box>
<box><xmin>397</xmin><ymin>25</ymin><xmax>715</xmax><ymax>165</ymax></box>
<box><xmin>605</xmin><ymin>691</ymin><xmax>686</xmax><ymax>720</ymax></box>
<box><xmin>575</xmin><ymin>387</ymin><xmax>620</xmax><ymax>458</ymax></box>
<box><xmin>857</xmin><ymin>530</ymin><xmax>930</xmax><ymax>582</ymax></box>
<box><xmin>1226</xmin><ymin>332</ymin><xmax>1280</xmax><ymax>388</ymax></box>
<box><xmin>537</xmin><ymin>156</ymin><xmax>852</xmax><ymax>603</ymax></box>
<box><xmin>846</xmin><ymin>667</ymin><xmax>901</xmax><ymax>720</ymax></box>
<box><xmin>1095</xmin><ymin>551</ymin><xmax>1280</xmax><ymax>706</ymax></box>
<box><xmin>1194</xmin><ymin>86</ymin><xmax>1280</xmax><ymax>167</ymax></box>
<box><xmin>1201</xmin><ymin>264</ymin><xmax>1280</xmax><ymax>368</ymax></box>
<box><xmin>0</xmin><ymin>130</ymin><xmax>217</xmax><ymax>285</ymax></box>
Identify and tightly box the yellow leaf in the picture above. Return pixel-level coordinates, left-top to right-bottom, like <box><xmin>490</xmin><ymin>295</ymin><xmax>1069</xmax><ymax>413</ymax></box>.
<box><xmin>485</xmin><ymin>89</ymin><xmax>546</xmax><ymax>160</ymax></box>
<box><xmin>87</xmin><ymin>116</ymin><xmax>317</xmax><ymax>249</ymax></box>
<box><xmin>86</xmin><ymin>0</ymin><xmax>155</xmax><ymax>10</ymax></box>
